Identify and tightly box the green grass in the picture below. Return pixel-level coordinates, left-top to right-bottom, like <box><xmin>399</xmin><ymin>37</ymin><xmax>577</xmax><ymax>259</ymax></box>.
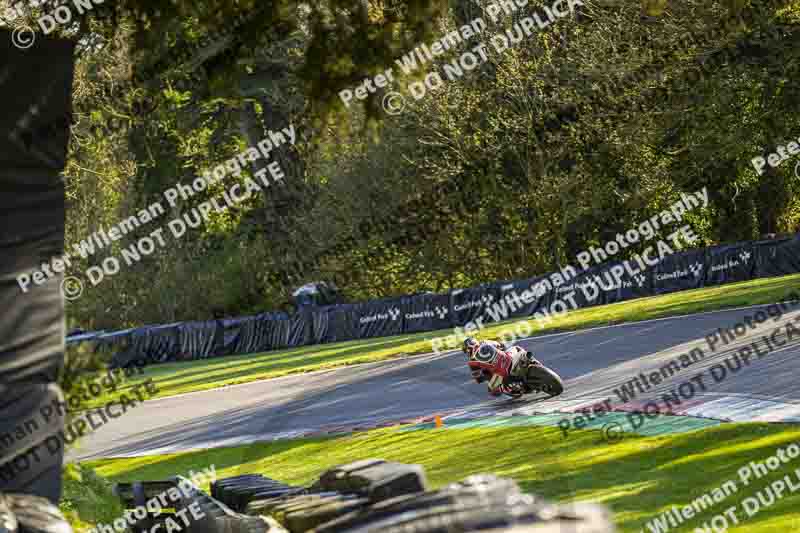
<box><xmin>82</xmin><ymin>422</ymin><xmax>800</xmax><ymax>533</ymax></box>
<box><xmin>60</xmin><ymin>463</ymin><xmax>125</xmax><ymax>532</ymax></box>
<box><xmin>80</xmin><ymin>273</ymin><xmax>800</xmax><ymax>408</ymax></box>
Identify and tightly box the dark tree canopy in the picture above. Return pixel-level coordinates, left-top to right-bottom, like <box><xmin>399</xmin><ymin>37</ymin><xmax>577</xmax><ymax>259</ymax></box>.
<box><xmin>3</xmin><ymin>0</ymin><xmax>798</xmax><ymax>328</ymax></box>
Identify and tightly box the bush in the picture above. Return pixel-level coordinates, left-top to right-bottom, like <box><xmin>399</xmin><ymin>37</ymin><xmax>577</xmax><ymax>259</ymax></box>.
<box><xmin>60</xmin><ymin>463</ymin><xmax>125</xmax><ymax>532</ymax></box>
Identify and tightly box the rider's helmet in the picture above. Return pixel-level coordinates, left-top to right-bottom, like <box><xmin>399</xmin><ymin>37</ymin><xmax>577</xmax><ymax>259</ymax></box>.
<box><xmin>463</xmin><ymin>337</ymin><xmax>480</xmax><ymax>357</ymax></box>
<box><xmin>475</xmin><ymin>343</ymin><xmax>500</xmax><ymax>365</ymax></box>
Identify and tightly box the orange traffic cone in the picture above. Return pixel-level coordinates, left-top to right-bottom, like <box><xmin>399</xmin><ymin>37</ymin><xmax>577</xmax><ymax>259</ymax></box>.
<box><xmin>435</xmin><ymin>415</ymin><xmax>443</xmax><ymax>428</ymax></box>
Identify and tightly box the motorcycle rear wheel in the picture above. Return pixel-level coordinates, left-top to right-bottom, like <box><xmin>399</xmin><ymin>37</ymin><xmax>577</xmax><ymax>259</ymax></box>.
<box><xmin>526</xmin><ymin>365</ymin><xmax>564</xmax><ymax>397</ymax></box>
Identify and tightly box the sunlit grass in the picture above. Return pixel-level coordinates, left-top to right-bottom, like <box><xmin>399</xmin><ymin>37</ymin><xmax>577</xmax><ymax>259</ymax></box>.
<box><xmin>83</xmin><ymin>422</ymin><xmax>800</xmax><ymax>533</ymax></box>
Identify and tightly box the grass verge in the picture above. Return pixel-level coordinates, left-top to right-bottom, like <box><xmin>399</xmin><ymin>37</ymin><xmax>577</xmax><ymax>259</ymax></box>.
<box><xmin>80</xmin><ymin>273</ymin><xmax>800</xmax><ymax>407</ymax></box>
<box><xmin>60</xmin><ymin>463</ymin><xmax>125</xmax><ymax>531</ymax></box>
<box><xmin>80</xmin><ymin>422</ymin><xmax>800</xmax><ymax>533</ymax></box>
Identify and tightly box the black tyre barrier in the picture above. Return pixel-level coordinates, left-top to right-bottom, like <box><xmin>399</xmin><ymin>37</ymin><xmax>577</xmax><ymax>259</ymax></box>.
<box><xmin>312</xmin><ymin>473</ymin><xmax>527</xmax><ymax>532</ymax></box>
<box><xmin>270</xmin><ymin>495</ymin><xmax>358</xmax><ymax>522</ymax></box>
<box><xmin>209</xmin><ymin>475</ymin><xmax>263</xmax><ymax>500</ymax></box>
<box><xmin>288</xmin><ymin>460</ymin><xmax>614</xmax><ymax>532</ymax></box>
<box><xmin>314</xmin><ymin>459</ymin><xmax>386</xmax><ymax>491</ymax></box>
<box><xmin>310</xmin><ymin>467</ymin><xmax>614</xmax><ymax>533</ymax></box>
<box><xmin>315</xmin><ymin>460</ymin><xmax>428</xmax><ymax>502</ymax></box>
<box><xmin>283</xmin><ymin>497</ymin><xmax>369</xmax><ymax>532</ymax></box>
<box><xmin>111</xmin><ymin>460</ymin><xmax>615</xmax><ymax>533</ymax></box>
<box><xmin>113</xmin><ymin>480</ymin><xmax>176</xmax><ymax>502</ymax></box>
<box><xmin>210</xmin><ymin>475</ymin><xmax>301</xmax><ymax>513</ymax></box>
<box><xmin>170</xmin><ymin>476</ymin><xmax>275</xmax><ymax>533</ymax></box>
<box><xmin>244</xmin><ymin>492</ymin><xmax>340</xmax><ymax>516</ymax></box>
<box><xmin>173</xmin><ymin>482</ymin><xmax>272</xmax><ymax>533</ymax></box>
<box><xmin>3</xmin><ymin>494</ymin><xmax>71</xmax><ymax>533</ymax></box>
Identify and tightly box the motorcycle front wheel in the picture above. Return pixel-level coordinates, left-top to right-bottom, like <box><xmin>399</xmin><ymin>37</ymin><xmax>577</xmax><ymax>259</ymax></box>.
<box><xmin>526</xmin><ymin>365</ymin><xmax>564</xmax><ymax>397</ymax></box>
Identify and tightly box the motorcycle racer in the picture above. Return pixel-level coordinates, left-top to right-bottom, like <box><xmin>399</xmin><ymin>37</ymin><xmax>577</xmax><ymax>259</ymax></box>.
<box><xmin>463</xmin><ymin>338</ymin><xmax>534</xmax><ymax>398</ymax></box>
<box><xmin>462</xmin><ymin>337</ymin><xmax>503</xmax><ymax>383</ymax></box>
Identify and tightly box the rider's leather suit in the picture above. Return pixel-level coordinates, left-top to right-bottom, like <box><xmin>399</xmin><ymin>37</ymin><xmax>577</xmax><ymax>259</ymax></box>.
<box><xmin>467</xmin><ymin>340</ymin><xmax>531</xmax><ymax>396</ymax></box>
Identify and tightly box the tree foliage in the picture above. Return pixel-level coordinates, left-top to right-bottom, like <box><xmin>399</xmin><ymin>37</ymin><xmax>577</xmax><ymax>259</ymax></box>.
<box><xmin>5</xmin><ymin>0</ymin><xmax>798</xmax><ymax>328</ymax></box>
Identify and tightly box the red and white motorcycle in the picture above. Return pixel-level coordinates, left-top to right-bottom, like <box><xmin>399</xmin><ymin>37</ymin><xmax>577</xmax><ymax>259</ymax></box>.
<box><xmin>504</xmin><ymin>346</ymin><xmax>564</xmax><ymax>399</ymax></box>
<box><xmin>468</xmin><ymin>342</ymin><xmax>564</xmax><ymax>399</ymax></box>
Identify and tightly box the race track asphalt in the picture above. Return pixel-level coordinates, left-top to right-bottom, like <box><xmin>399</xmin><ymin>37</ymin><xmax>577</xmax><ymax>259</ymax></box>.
<box><xmin>70</xmin><ymin>302</ymin><xmax>800</xmax><ymax>461</ymax></box>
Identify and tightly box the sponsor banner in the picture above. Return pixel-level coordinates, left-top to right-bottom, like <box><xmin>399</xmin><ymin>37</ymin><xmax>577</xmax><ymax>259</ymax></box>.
<box><xmin>288</xmin><ymin>311</ymin><xmax>314</xmax><ymax>347</ymax></box>
<box><xmin>593</xmin><ymin>261</ymin><xmax>651</xmax><ymax>306</ymax></box>
<box><xmin>402</xmin><ymin>293</ymin><xmax>452</xmax><ymax>333</ymax></box>
<box><xmin>553</xmin><ymin>264</ymin><xmax>609</xmax><ymax>309</ymax></box>
<box><xmin>478</xmin><ymin>275</ymin><xmax>554</xmax><ymax>325</ymax></box>
<box><xmin>523</xmin><ymin>274</ymin><xmax>557</xmax><ymax>314</ymax></box>
<box><xmin>707</xmin><ymin>243</ymin><xmax>755</xmax><ymax>286</ymax></box>
<box><xmin>754</xmin><ymin>235</ymin><xmax>800</xmax><ymax>278</ymax></box>
<box><xmin>449</xmin><ymin>287</ymin><xmax>495</xmax><ymax>325</ymax></box>
<box><xmin>652</xmin><ymin>248</ymin><xmax>708</xmax><ymax>295</ymax></box>
<box><xmin>322</xmin><ymin>304</ymin><xmax>360</xmax><ymax>343</ymax></box>
<box><xmin>521</xmin><ymin>267</ymin><xmax>583</xmax><ymax>312</ymax></box>
<box><xmin>310</xmin><ymin>308</ymin><xmax>330</xmax><ymax>344</ymax></box>
<box><xmin>71</xmin><ymin>236</ymin><xmax>800</xmax><ymax>363</ymax></box>
<box><xmin>176</xmin><ymin>321</ymin><xmax>218</xmax><ymax>360</ymax></box>
<box><xmin>476</xmin><ymin>284</ymin><xmax>505</xmax><ymax>325</ymax></box>
<box><xmin>264</xmin><ymin>316</ymin><xmax>291</xmax><ymax>351</ymax></box>
<box><xmin>222</xmin><ymin>315</ymin><xmax>260</xmax><ymax>355</ymax></box>
<box><xmin>499</xmin><ymin>277</ymin><xmax>548</xmax><ymax>319</ymax></box>
<box><xmin>357</xmin><ymin>297</ymin><xmax>404</xmax><ymax>338</ymax></box>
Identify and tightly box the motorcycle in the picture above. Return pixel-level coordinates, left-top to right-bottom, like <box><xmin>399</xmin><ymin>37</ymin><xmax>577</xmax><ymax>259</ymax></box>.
<box><xmin>499</xmin><ymin>346</ymin><xmax>565</xmax><ymax>399</ymax></box>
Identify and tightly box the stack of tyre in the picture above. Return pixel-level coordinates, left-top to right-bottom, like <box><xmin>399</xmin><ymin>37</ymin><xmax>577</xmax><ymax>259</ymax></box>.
<box><xmin>208</xmin><ymin>459</ymin><xmax>615</xmax><ymax>532</ymax></box>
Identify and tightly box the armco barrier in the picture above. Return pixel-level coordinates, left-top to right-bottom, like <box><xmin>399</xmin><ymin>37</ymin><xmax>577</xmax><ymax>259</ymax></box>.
<box><xmin>112</xmin><ymin>460</ymin><xmax>616</xmax><ymax>532</ymax></box>
<box><xmin>67</xmin><ymin>235</ymin><xmax>800</xmax><ymax>367</ymax></box>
